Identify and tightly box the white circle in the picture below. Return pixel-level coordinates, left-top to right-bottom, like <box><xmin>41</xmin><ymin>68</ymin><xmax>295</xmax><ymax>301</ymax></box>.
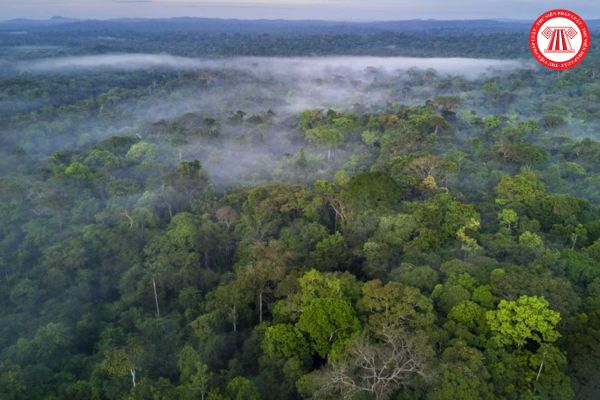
<box><xmin>536</xmin><ymin>17</ymin><xmax>582</xmax><ymax>63</ymax></box>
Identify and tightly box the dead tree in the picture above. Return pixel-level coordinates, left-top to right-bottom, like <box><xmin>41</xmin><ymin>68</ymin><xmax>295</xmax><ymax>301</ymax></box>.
<box><xmin>316</xmin><ymin>328</ymin><xmax>429</xmax><ymax>400</ymax></box>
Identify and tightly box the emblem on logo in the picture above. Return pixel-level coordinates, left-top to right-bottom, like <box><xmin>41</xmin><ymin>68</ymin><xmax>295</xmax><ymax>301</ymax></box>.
<box><xmin>530</xmin><ymin>9</ymin><xmax>590</xmax><ymax>70</ymax></box>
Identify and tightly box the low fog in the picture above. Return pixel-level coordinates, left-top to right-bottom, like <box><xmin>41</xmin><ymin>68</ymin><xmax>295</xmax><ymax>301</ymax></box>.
<box><xmin>19</xmin><ymin>53</ymin><xmax>526</xmax><ymax>79</ymax></box>
<box><xmin>4</xmin><ymin>53</ymin><xmax>532</xmax><ymax>184</ymax></box>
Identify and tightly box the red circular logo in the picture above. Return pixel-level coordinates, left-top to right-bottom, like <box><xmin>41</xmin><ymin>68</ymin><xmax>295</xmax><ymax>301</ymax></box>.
<box><xmin>529</xmin><ymin>9</ymin><xmax>590</xmax><ymax>70</ymax></box>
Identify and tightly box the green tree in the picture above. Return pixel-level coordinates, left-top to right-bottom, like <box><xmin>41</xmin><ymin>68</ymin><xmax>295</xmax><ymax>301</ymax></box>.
<box><xmin>226</xmin><ymin>376</ymin><xmax>260</xmax><ymax>400</ymax></box>
<box><xmin>263</xmin><ymin>324</ymin><xmax>310</xmax><ymax>360</ymax></box>
<box><xmin>486</xmin><ymin>295</ymin><xmax>561</xmax><ymax>347</ymax></box>
<box><xmin>498</xmin><ymin>208</ymin><xmax>518</xmax><ymax>231</ymax></box>
<box><xmin>429</xmin><ymin>340</ymin><xmax>494</xmax><ymax>400</ymax></box>
<box><xmin>178</xmin><ymin>345</ymin><xmax>211</xmax><ymax>400</ymax></box>
<box><xmin>101</xmin><ymin>339</ymin><xmax>144</xmax><ymax>388</ymax></box>
<box><xmin>297</xmin><ymin>298</ymin><xmax>361</xmax><ymax>358</ymax></box>
<box><xmin>358</xmin><ymin>279</ymin><xmax>434</xmax><ymax>333</ymax></box>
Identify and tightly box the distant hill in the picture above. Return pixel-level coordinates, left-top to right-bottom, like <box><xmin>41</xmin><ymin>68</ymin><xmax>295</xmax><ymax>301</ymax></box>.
<box><xmin>2</xmin><ymin>17</ymin><xmax>599</xmax><ymax>34</ymax></box>
<box><xmin>0</xmin><ymin>16</ymin><xmax>78</xmax><ymax>27</ymax></box>
<box><xmin>0</xmin><ymin>17</ymin><xmax>546</xmax><ymax>34</ymax></box>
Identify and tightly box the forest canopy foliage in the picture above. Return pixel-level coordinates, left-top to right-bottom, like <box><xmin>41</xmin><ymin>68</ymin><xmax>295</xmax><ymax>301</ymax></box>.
<box><xmin>1</xmin><ymin>19</ymin><xmax>600</xmax><ymax>400</ymax></box>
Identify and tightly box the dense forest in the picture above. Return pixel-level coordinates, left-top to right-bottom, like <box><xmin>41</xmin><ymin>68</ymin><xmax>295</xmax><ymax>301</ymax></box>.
<box><xmin>1</xmin><ymin>19</ymin><xmax>600</xmax><ymax>400</ymax></box>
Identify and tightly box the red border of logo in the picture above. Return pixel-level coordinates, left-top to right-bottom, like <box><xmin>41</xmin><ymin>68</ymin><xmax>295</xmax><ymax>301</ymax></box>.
<box><xmin>529</xmin><ymin>9</ymin><xmax>590</xmax><ymax>70</ymax></box>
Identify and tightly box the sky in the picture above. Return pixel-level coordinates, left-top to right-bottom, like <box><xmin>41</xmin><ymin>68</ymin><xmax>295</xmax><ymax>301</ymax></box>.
<box><xmin>2</xmin><ymin>0</ymin><xmax>600</xmax><ymax>21</ymax></box>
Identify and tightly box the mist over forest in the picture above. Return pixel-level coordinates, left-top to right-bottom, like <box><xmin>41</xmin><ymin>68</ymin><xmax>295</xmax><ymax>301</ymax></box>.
<box><xmin>1</xmin><ymin>53</ymin><xmax>530</xmax><ymax>183</ymax></box>
<box><xmin>1</xmin><ymin>17</ymin><xmax>600</xmax><ymax>400</ymax></box>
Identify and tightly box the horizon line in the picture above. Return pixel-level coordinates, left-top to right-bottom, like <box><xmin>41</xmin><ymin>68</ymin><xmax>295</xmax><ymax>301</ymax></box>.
<box><xmin>0</xmin><ymin>16</ymin><xmax>546</xmax><ymax>23</ymax></box>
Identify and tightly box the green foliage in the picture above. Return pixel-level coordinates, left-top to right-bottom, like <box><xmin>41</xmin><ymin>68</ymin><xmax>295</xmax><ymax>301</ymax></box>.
<box><xmin>498</xmin><ymin>208</ymin><xmax>518</xmax><ymax>231</ymax></box>
<box><xmin>391</xmin><ymin>264</ymin><xmax>440</xmax><ymax>292</ymax></box>
<box><xmin>126</xmin><ymin>141</ymin><xmax>159</xmax><ymax>166</ymax></box>
<box><xmin>429</xmin><ymin>341</ymin><xmax>494</xmax><ymax>400</ymax></box>
<box><xmin>262</xmin><ymin>324</ymin><xmax>310</xmax><ymax>360</ymax></box>
<box><xmin>297</xmin><ymin>298</ymin><xmax>361</xmax><ymax>358</ymax></box>
<box><xmin>518</xmin><ymin>231</ymin><xmax>545</xmax><ymax>253</ymax></box>
<box><xmin>177</xmin><ymin>345</ymin><xmax>211</xmax><ymax>400</ymax></box>
<box><xmin>1</xmin><ymin>29</ymin><xmax>600</xmax><ymax>399</ymax></box>
<box><xmin>496</xmin><ymin>171</ymin><xmax>545</xmax><ymax>207</ymax></box>
<box><xmin>226</xmin><ymin>376</ymin><xmax>260</xmax><ymax>400</ymax></box>
<box><xmin>486</xmin><ymin>296</ymin><xmax>561</xmax><ymax>347</ymax></box>
<box><xmin>297</xmin><ymin>269</ymin><xmax>361</xmax><ymax>306</ymax></box>
<box><xmin>358</xmin><ymin>279</ymin><xmax>434</xmax><ymax>332</ymax></box>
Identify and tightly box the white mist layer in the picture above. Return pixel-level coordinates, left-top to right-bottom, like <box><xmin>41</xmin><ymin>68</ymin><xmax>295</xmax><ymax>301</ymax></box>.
<box><xmin>9</xmin><ymin>53</ymin><xmax>535</xmax><ymax>185</ymax></box>
<box><xmin>21</xmin><ymin>54</ymin><xmax>526</xmax><ymax>79</ymax></box>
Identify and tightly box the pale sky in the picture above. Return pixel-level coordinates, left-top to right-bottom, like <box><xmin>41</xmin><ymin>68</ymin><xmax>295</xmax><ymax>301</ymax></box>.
<box><xmin>2</xmin><ymin>0</ymin><xmax>600</xmax><ymax>21</ymax></box>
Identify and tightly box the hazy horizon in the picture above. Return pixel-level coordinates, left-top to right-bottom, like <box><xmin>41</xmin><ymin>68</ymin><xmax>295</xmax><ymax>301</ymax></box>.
<box><xmin>2</xmin><ymin>1</ymin><xmax>600</xmax><ymax>22</ymax></box>
<box><xmin>1</xmin><ymin>16</ymin><xmax>544</xmax><ymax>22</ymax></box>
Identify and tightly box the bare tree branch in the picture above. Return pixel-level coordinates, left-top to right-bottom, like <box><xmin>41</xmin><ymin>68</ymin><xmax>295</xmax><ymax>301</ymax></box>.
<box><xmin>314</xmin><ymin>328</ymin><xmax>429</xmax><ymax>400</ymax></box>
